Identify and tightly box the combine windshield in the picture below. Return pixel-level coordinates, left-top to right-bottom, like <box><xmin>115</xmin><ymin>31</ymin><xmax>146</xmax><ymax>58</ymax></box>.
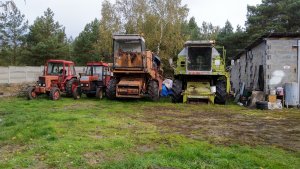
<box><xmin>113</xmin><ymin>39</ymin><xmax>145</xmax><ymax>68</ymax></box>
<box><xmin>188</xmin><ymin>47</ymin><xmax>212</xmax><ymax>71</ymax></box>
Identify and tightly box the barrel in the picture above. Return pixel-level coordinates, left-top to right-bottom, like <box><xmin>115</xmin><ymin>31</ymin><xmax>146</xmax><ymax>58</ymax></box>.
<box><xmin>285</xmin><ymin>82</ymin><xmax>299</xmax><ymax>106</ymax></box>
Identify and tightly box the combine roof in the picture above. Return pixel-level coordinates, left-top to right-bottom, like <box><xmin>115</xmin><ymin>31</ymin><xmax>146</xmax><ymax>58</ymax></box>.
<box><xmin>113</xmin><ymin>34</ymin><xmax>145</xmax><ymax>42</ymax></box>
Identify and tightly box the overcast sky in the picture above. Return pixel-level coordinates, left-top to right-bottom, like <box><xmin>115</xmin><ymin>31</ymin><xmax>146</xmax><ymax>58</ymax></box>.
<box><xmin>14</xmin><ymin>0</ymin><xmax>262</xmax><ymax>38</ymax></box>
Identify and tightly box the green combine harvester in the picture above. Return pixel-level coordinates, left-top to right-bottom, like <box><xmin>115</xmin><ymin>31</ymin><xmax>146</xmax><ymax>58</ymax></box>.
<box><xmin>171</xmin><ymin>40</ymin><xmax>230</xmax><ymax>104</ymax></box>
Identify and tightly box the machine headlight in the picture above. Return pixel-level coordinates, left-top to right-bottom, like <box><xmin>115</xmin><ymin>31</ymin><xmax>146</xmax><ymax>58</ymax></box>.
<box><xmin>81</xmin><ymin>84</ymin><xmax>84</xmax><ymax>86</ymax></box>
<box><xmin>215</xmin><ymin>60</ymin><xmax>221</xmax><ymax>66</ymax></box>
<box><xmin>43</xmin><ymin>84</ymin><xmax>46</xmax><ymax>87</ymax></box>
<box><xmin>38</xmin><ymin>83</ymin><xmax>42</xmax><ymax>86</ymax></box>
<box><xmin>211</xmin><ymin>86</ymin><xmax>216</xmax><ymax>93</ymax></box>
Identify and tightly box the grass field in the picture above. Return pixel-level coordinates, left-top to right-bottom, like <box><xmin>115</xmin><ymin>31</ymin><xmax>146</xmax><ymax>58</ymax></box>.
<box><xmin>0</xmin><ymin>96</ymin><xmax>299</xmax><ymax>169</ymax></box>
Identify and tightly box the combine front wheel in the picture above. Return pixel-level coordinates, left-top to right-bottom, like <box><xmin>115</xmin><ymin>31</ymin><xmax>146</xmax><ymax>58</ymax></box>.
<box><xmin>106</xmin><ymin>78</ymin><xmax>117</xmax><ymax>99</ymax></box>
<box><xmin>215</xmin><ymin>79</ymin><xmax>227</xmax><ymax>104</ymax></box>
<box><xmin>148</xmin><ymin>80</ymin><xmax>159</xmax><ymax>101</ymax></box>
<box><xmin>171</xmin><ymin>79</ymin><xmax>183</xmax><ymax>103</ymax></box>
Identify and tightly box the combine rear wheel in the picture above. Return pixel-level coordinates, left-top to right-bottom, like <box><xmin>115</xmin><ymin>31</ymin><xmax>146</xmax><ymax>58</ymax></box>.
<box><xmin>171</xmin><ymin>79</ymin><xmax>183</xmax><ymax>103</ymax></box>
<box><xmin>27</xmin><ymin>87</ymin><xmax>37</xmax><ymax>100</ymax></box>
<box><xmin>215</xmin><ymin>79</ymin><xmax>227</xmax><ymax>104</ymax></box>
<box><xmin>148</xmin><ymin>80</ymin><xmax>159</xmax><ymax>101</ymax></box>
<box><xmin>50</xmin><ymin>87</ymin><xmax>61</xmax><ymax>100</ymax></box>
<box><xmin>106</xmin><ymin>78</ymin><xmax>117</xmax><ymax>99</ymax></box>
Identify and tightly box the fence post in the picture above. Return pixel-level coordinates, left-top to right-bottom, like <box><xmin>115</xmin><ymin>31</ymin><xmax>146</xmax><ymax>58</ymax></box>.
<box><xmin>8</xmin><ymin>66</ymin><xmax>10</xmax><ymax>84</ymax></box>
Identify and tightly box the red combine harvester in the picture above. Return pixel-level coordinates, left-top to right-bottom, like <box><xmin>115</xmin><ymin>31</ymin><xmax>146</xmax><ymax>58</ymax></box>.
<box><xmin>73</xmin><ymin>62</ymin><xmax>112</xmax><ymax>99</ymax></box>
<box><xmin>27</xmin><ymin>59</ymin><xmax>79</xmax><ymax>100</ymax></box>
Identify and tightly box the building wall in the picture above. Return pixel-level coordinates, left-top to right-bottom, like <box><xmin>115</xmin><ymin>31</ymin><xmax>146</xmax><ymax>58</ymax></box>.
<box><xmin>230</xmin><ymin>42</ymin><xmax>266</xmax><ymax>94</ymax></box>
<box><xmin>265</xmin><ymin>39</ymin><xmax>298</xmax><ymax>91</ymax></box>
<box><xmin>231</xmin><ymin>38</ymin><xmax>299</xmax><ymax>94</ymax></box>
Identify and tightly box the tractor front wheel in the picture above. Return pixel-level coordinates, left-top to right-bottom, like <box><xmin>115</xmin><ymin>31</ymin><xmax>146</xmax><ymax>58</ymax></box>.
<box><xmin>66</xmin><ymin>78</ymin><xmax>79</xmax><ymax>97</ymax></box>
<box><xmin>96</xmin><ymin>88</ymin><xmax>103</xmax><ymax>99</ymax></box>
<box><xmin>171</xmin><ymin>79</ymin><xmax>183</xmax><ymax>103</ymax></box>
<box><xmin>106</xmin><ymin>78</ymin><xmax>117</xmax><ymax>100</ymax></box>
<box><xmin>50</xmin><ymin>87</ymin><xmax>61</xmax><ymax>100</ymax></box>
<box><xmin>73</xmin><ymin>87</ymin><xmax>81</xmax><ymax>100</ymax></box>
<box><xmin>27</xmin><ymin>87</ymin><xmax>37</xmax><ymax>100</ymax></box>
<box><xmin>148</xmin><ymin>80</ymin><xmax>159</xmax><ymax>101</ymax></box>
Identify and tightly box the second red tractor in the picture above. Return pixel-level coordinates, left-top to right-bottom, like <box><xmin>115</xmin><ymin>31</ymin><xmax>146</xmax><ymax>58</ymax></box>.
<box><xmin>73</xmin><ymin>62</ymin><xmax>112</xmax><ymax>99</ymax></box>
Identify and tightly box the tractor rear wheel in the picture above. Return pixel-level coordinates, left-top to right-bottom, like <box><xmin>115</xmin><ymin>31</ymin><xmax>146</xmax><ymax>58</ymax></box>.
<box><xmin>171</xmin><ymin>79</ymin><xmax>183</xmax><ymax>103</ymax></box>
<box><xmin>73</xmin><ymin>87</ymin><xmax>81</xmax><ymax>100</ymax></box>
<box><xmin>148</xmin><ymin>80</ymin><xmax>159</xmax><ymax>101</ymax></box>
<box><xmin>215</xmin><ymin>79</ymin><xmax>227</xmax><ymax>104</ymax></box>
<box><xmin>96</xmin><ymin>88</ymin><xmax>103</xmax><ymax>99</ymax></box>
<box><xmin>106</xmin><ymin>78</ymin><xmax>117</xmax><ymax>100</ymax></box>
<box><xmin>50</xmin><ymin>87</ymin><xmax>61</xmax><ymax>100</ymax></box>
<box><xmin>27</xmin><ymin>87</ymin><xmax>37</xmax><ymax>100</ymax></box>
<box><xmin>66</xmin><ymin>78</ymin><xmax>79</xmax><ymax>97</ymax></box>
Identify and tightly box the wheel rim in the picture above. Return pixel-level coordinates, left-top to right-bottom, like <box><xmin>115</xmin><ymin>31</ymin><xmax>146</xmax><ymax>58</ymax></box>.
<box><xmin>31</xmin><ymin>91</ymin><xmax>36</xmax><ymax>98</ymax></box>
<box><xmin>54</xmin><ymin>91</ymin><xmax>59</xmax><ymax>100</ymax></box>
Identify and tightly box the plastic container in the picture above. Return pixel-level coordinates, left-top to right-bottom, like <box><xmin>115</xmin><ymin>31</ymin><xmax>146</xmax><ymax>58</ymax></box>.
<box><xmin>285</xmin><ymin>82</ymin><xmax>299</xmax><ymax>107</ymax></box>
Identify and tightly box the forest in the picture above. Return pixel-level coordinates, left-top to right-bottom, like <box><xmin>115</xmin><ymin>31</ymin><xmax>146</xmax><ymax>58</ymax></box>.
<box><xmin>1</xmin><ymin>0</ymin><xmax>300</xmax><ymax>72</ymax></box>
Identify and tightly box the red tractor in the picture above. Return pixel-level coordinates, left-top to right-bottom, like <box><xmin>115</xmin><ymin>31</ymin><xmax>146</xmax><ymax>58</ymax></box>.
<box><xmin>27</xmin><ymin>59</ymin><xmax>79</xmax><ymax>100</ymax></box>
<box><xmin>73</xmin><ymin>62</ymin><xmax>112</xmax><ymax>99</ymax></box>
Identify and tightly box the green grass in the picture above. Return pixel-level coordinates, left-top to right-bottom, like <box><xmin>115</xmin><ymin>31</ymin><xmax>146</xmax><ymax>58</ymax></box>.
<box><xmin>0</xmin><ymin>96</ymin><xmax>299</xmax><ymax>169</ymax></box>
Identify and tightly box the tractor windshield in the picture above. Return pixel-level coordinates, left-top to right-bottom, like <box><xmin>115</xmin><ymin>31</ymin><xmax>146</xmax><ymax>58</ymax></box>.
<box><xmin>47</xmin><ymin>62</ymin><xmax>64</xmax><ymax>75</ymax></box>
<box><xmin>188</xmin><ymin>47</ymin><xmax>212</xmax><ymax>71</ymax></box>
<box><xmin>86</xmin><ymin>66</ymin><xmax>103</xmax><ymax>79</ymax></box>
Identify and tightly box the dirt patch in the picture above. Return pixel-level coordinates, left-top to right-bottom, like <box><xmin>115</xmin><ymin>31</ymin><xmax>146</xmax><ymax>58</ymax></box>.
<box><xmin>84</xmin><ymin>151</ymin><xmax>125</xmax><ymax>165</ymax></box>
<box><xmin>0</xmin><ymin>144</ymin><xmax>27</xmax><ymax>161</ymax></box>
<box><xmin>138</xmin><ymin>107</ymin><xmax>300</xmax><ymax>151</ymax></box>
<box><xmin>0</xmin><ymin>83</ymin><xmax>34</xmax><ymax>97</ymax></box>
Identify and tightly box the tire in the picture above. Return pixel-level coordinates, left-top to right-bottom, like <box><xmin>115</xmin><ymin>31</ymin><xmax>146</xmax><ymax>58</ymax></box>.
<box><xmin>215</xmin><ymin>79</ymin><xmax>227</xmax><ymax>104</ymax></box>
<box><xmin>171</xmin><ymin>79</ymin><xmax>183</xmax><ymax>103</ymax></box>
<box><xmin>49</xmin><ymin>87</ymin><xmax>60</xmax><ymax>100</ymax></box>
<box><xmin>27</xmin><ymin>87</ymin><xmax>37</xmax><ymax>100</ymax></box>
<box><xmin>66</xmin><ymin>78</ymin><xmax>79</xmax><ymax>97</ymax></box>
<box><xmin>148</xmin><ymin>80</ymin><xmax>159</xmax><ymax>101</ymax></box>
<box><xmin>256</xmin><ymin>101</ymin><xmax>268</xmax><ymax>110</ymax></box>
<box><xmin>96</xmin><ymin>88</ymin><xmax>103</xmax><ymax>99</ymax></box>
<box><xmin>106</xmin><ymin>78</ymin><xmax>117</xmax><ymax>100</ymax></box>
<box><xmin>73</xmin><ymin>87</ymin><xmax>81</xmax><ymax>100</ymax></box>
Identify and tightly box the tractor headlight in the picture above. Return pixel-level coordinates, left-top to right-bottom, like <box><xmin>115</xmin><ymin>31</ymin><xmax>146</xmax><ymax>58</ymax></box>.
<box><xmin>211</xmin><ymin>86</ymin><xmax>216</xmax><ymax>93</ymax></box>
<box><xmin>39</xmin><ymin>83</ymin><xmax>42</xmax><ymax>86</ymax></box>
<box><xmin>43</xmin><ymin>84</ymin><xmax>46</xmax><ymax>87</ymax></box>
<box><xmin>81</xmin><ymin>84</ymin><xmax>84</xmax><ymax>86</ymax></box>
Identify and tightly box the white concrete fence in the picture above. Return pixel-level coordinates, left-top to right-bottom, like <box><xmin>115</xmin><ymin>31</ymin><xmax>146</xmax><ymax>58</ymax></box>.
<box><xmin>0</xmin><ymin>66</ymin><xmax>85</xmax><ymax>84</ymax></box>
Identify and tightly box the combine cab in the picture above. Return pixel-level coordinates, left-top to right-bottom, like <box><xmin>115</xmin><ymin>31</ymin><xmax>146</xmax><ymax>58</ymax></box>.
<box><xmin>27</xmin><ymin>59</ymin><xmax>79</xmax><ymax>100</ymax></box>
<box><xmin>106</xmin><ymin>34</ymin><xmax>163</xmax><ymax>101</ymax></box>
<box><xmin>171</xmin><ymin>41</ymin><xmax>230</xmax><ymax>104</ymax></box>
<box><xmin>74</xmin><ymin>62</ymin><xmax>111</xmax><ymax>99</ymax></box>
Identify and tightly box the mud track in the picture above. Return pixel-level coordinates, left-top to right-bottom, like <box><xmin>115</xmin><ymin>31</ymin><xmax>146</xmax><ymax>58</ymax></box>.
<box><xmin>138</xmin><ymin>106</ymin><xmax>300</xmax><ymax>151</ymax></box>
